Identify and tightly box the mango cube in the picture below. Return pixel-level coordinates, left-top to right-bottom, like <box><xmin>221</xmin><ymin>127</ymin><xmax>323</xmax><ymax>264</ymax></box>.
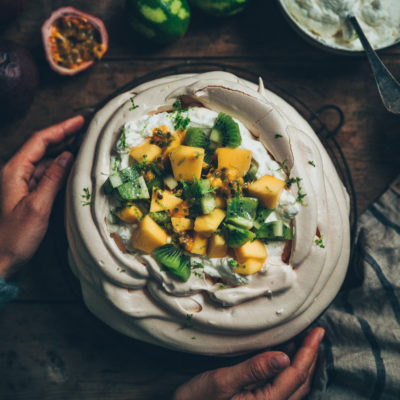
<box><xmin>194</xmin><ymin>209</ymin><xmax>226</xmax><ymax>237</ymax></box>
<box><xmin>171</xmin><ymin>217</ymin><xmax>193</xmax><ymax>233</ymax></box>
<box><xmin>233</xmin><ymin>258</ymin><xmax>264</xmax><ymax>275</ymax></box>
<box><xmin>150</xmin><ymin>188</ymin><xmax>183</xmax><ymax>213</ymax></box>
<box><xmin>247</xmin><ymin>174</ymin><xmax>286</xmax><ymax>209</ymax></box>
<box><xmin>132</xmin><ymin>215</ymin><xmax>169</xmax><ymax>253</ymax></box>
<box><xmin>217</xmin><ymin>148</ymin><xmax>252</xmax><ymax>177</ymax></box>
<box><xmin>208</xmin><ymin>234</ymin><xmax>228</xmax><ymax>258</ymax></box>
<box><xmin>163</xmin><ymin>132</ymin><xmax>183</xmax><ymax>155</ymax></box>
<box><xmin>234</xmin><ymin>240</ymin><xmax>268</xmax><ymax>264</ymax></box>
<box><xmin>190</xmin><ymin>233</ymin><xmax>208</xmax><ymax>255</ymax></box>
<box><xmin>116</xmin><ymin>203</ymin><xmax>143</xmax><ymax>223</ymax></box>
<box><xmin>129</xmin><ymin>140</ymin><xmax>162</xmax><ymax>162</ymax></box>
<box><xmin>169</xmin><ymin>145</ymin><xmax>205</xmax><ymax>181</ymax></box>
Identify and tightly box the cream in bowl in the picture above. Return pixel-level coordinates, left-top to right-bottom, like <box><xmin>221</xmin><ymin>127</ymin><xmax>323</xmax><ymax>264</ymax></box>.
<box><xmin>280</xmin><ymin>0</ymin><xmax>400</xmax><ymax>52</ymax></box>
<box><xmin>66</xmin><ymin>71</ymin><xmax>351</xmax><ymax>355</ymax></box>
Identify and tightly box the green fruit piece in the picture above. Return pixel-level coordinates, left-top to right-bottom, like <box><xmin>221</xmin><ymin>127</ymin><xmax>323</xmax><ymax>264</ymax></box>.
<box><xmin>213</xmin><ymin>112</ymin><xmax>241</xmax><ymax>148</ymax></box>
<box><xmin>125</xmin><ymin>0</ymin><xmax>191</xmax><ymax>44</ymax></box>
<box><xmin>189</xmin><ymin>0</ymin><xmax>250</xmax><ymax>16</ymax></box>
<box><xmin>226</xmin><ymin>197</ymin><xmax>258</xmax><ymax>220</ymax></box>
<box><xmin>244</xmin><ymin>159</ymin><xmax>258</xmax><ymax>182</ymax></box>
<box><xmin>184</xmin><ymin>127</ymin><xmax>207</xmax><ymax>148</ymax></box>
<box><xmin>201</xmin><ymin>194</ymin><xmax>216</xmax><ymax>215</ymax></box>
<box><xmin>253</xmin><ymin>207</ymin><xmax>274</xmax><ymax>229</ymax></box>
<box><xmin>154</xmin><ymin>244</ymin><xmax>191</xmax><ymax>281</ymax></box>
<box><xmin>225</xmin><ymin>224</ymin><xmax>255</xmax><ymax>248</ymax></box>
<box><xmin>256</xmin><ymin>221</ymin><xmax>293</xmax><ymax>241</ymax></box>
<box><xmin>149</xmin><ymin>211</ymin><xmax>172</xmax><ymax>229</ymax></box>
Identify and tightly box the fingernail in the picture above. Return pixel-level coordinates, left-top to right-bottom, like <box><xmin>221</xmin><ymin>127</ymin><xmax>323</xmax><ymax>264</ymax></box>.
<box><xmin>57</xmin><ymin>152</ymin><xmax>73</xmax><ymax>168</ymax></box>
<box><xmin>270</xmin><ymin>354</ymin><xmax>290</xmax><ymax>371</ymax></box>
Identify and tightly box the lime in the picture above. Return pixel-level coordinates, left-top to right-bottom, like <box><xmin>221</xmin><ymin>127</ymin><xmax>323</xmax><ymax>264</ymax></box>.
<box><xmin>125</xmin><ymin>0</ymin><xmax>191</xmax><ymax>43</ymax></box>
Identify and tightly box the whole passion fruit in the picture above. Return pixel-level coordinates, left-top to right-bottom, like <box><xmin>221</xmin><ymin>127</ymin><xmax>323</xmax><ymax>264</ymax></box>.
<box><xmin>189</xmin><ymin>0</ymin><xmax>250</xmax><ymax>16</ymax></box>
<box><xmin>41</xmin><ymin>7</ymin><xmax>108</xmax><ymax>76</ymax></box>
<box><xmin>0</xmin><ymin>40</ymin><xmax>38</xmax><ymax>119</ymax></box>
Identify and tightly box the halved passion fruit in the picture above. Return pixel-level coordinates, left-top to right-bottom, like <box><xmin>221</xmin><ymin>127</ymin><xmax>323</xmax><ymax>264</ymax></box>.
<box><xmin>41</xmin><ymin>7</ymin><xmax>108</xmax><ymax>76</ymax></box>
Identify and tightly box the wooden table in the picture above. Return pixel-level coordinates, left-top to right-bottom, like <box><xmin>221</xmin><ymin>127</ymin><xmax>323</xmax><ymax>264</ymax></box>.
<box><xmin>1</xmin><ymin>1</ymin><xmax>399</xmax><ymax>399</ymax></box>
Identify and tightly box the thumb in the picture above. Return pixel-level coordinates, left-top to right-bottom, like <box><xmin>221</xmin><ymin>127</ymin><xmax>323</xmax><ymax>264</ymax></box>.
<box><xmin>221</xmin><ymin>351</ymin><xmax>290</xmax><ymax>392</ymax></box>
<box><xmin>33</xmin><ymin>151</ymin><xmax>73</xmax><ymax>209</ymax></box>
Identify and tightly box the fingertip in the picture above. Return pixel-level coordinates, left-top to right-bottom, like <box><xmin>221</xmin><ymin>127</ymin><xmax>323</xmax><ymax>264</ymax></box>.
<box><xmin>303</xmin><ymin>327</ymin><xmax>325</xmax><ymax>348</ymax></box>
<box><xmin>269</xmin><ymin>353</ymin><xmax>290</xmax><ymax>371</ymax></box>
<box><xmin>64</xmin><ymin>115</ymin><xmax>85</xmax><ymax>135</ymax></box>
<box><xmin>57</xmin><ymin>151</ymin><xmax>74</xmax><ymax>168</ymax></box>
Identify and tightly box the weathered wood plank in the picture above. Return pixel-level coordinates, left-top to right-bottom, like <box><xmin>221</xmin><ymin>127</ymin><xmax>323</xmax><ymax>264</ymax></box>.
<box><xmin>2</xmin><ymin>0</ymin><xmax>400</xmax><ymax>61</ymax></box>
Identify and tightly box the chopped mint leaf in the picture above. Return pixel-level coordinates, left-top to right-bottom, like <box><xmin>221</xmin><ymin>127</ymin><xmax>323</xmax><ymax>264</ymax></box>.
<box><xmin>118</xmin><ymin>128</ymin><xmax>127</xmax><ymax>149</ymax></box>
<box><xmin>174</xmin><ymin>113</ymin><xmax>190</xmax><ymax>131</ymax></box>
<box><xmin>129</xmin><ymin>97</ymin><xmax>139</xmax><ymax>110</ymax></box>
<box><xmin>218</xmin><ymin>284</ymin><xmax>226</xmax><ymax>290</ymax></box>
<box><xmin>173</xmin><ymin>98</ymin><xmax>182</xmax><ymax>111</ymax></box>
<box><xmin>308</xmin><ymin>160</ymin><xmax>316</xmax><ymax>167</ymax></box>
<box><xmin>274</xmin><ymin>134</ymin><xmax>283</xmax><ymax>139</ymax></box>
<box><xmin>81</xmin><ymin>187</ymin><xmax>92</xmax><ymax>206</ymax></box>
<box><xmin>286</xmin><ymin>177</ymin><xmax>307</xmax><ymax>205</ymax></box>
<box><xmin>315</xmin><ymin>235</ymin><xmax>325</xmax><ymax>248</ymax></box>
<box><xmin>277</xmin><ymin>159</ymin><xmax>290</xmax><ymax>175</ymax></box>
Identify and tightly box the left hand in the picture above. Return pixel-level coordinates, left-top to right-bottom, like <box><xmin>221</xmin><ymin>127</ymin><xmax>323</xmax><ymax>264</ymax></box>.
<box><xmin>0</xmin><ymin>116</ymin><xmax>84</xmax><ymax>278</ymax></box>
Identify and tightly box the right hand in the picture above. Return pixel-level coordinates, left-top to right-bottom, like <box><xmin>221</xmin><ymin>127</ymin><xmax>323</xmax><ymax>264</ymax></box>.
<box><xmin>173</xmin><ymin>327</ymin><xmax>324</xmax><ymax>400</ymax></box>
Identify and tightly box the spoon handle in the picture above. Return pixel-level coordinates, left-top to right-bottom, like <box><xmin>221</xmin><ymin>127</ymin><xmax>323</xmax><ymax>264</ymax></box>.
<box><xmin>349</xmin><ymin>16</ymin><xmax>400</xmax><ymax>114</ymax></box>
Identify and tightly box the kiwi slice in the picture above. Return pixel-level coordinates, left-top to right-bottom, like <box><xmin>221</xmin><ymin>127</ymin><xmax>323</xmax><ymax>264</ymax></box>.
<box><xmin>153</xmin><ymin>244</ymin><xmax>191</xmax><ymax>281</ymax></box>
<box><xmin>212</xmin><ymin>112</ymin><xmax>241</xmax><ymax>148</ymax></box>
<box><xmin>184</xmin><ymin>127</ymin><xmax>207</xmax><ymax>148</ymax></box>
<box><xmin>225</xmin><ymin>224</ymin><xmax>256</xmax><ymax>248</ymax></box>
<box><xmin>244</xmin><ymin>159</ymin><xmax>259</xmax><ymax>182</ymax></box>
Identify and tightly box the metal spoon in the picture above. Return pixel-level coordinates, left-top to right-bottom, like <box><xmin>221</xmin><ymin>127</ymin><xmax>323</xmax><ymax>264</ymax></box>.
<box><xmin>348</xmin><ymin>15</ymin><xmax>400</xmax><ymax>114</ymax></box>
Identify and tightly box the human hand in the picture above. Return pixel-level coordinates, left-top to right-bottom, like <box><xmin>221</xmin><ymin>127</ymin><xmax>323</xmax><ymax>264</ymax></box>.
<box><xmin>173</xmin><ymin>327</ymin><xmax>324</xmax><ymax>400</ymax></box>
<box><xmin>0</xmin><ymin>116</ymin><xmax>84</xmax><ymax>279</ymax></box>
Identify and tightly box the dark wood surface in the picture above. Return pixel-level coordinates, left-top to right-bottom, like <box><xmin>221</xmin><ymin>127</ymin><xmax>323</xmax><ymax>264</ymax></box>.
<box><xmin>1</xmin><ymin>1</ymin><xmax>400</xmax><ymax>399</ymax></box>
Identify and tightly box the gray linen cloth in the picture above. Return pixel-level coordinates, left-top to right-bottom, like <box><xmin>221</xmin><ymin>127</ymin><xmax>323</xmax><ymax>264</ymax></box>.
<box><xmin>311</xmin><ymin>176</ymin><xmax>400</xmax><ymax>400</ymax></box>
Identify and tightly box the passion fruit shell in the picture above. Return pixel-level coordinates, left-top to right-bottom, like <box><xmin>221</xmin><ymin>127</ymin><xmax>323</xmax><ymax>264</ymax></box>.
<box><xmin>41</xmin><ymin>7</ymin><xmax>109</xmax><ymax>76</ymax></box>
<box><xmin>0</xmin><ymin>40</ymin><xmax>38</xmax><ymax>120</ymax></box>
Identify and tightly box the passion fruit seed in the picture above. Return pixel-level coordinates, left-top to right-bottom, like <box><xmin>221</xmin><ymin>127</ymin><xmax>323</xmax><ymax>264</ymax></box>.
<box><xmin>50</xmin><ymin>16</ymin><xmax>106</xmax><ymax>70</ymax></box>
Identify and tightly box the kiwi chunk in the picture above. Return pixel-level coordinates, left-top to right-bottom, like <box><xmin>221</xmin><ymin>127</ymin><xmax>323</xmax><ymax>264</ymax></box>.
<box><xmin>149</xmin><ymin>212</ymin><xmax>172</xmax><ymax>230</ymax></box>
<box><xmin>244</xmin><ymin>159</ymin><xmax>259</xmax><ymax>182</ymax></box>
<box><xmin>253</xmin><ymin>207</ymin><xmax>274</xmax><ymax>229</ymax></box>
<box><xmin>212</xmin><ymin>112</ymin><xmax>241</xmax><ymax>148</ymax></box>
<box><xmin>184</xmin><ymin>127</ymin><xmax>207</xmax><ymax>148</ymax></box>
<box><xmin>256</xmin><ymin>221</ymin><xmax>293</xmax><ymax>241</ymax></box>
<box><xmin>225</xmin><ymin>224</ymin><xmax>256</xmax><ymax>248</ymax></box>
<box><xmin>153</xmin><ymin>244</ymin><xmax>191</xmax><ymax>281</ymax></box>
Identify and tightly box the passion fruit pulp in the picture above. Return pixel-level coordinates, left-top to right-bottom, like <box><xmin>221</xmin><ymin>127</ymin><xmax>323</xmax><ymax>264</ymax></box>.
<box><xmin>41</xmin><ymin>7</ymin><xmax>108</xmax><ymax>76</ymax></box>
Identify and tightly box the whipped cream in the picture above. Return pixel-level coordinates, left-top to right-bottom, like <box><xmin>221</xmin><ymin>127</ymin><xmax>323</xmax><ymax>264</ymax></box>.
<box><xmin>283</xmin><ymin>0</ymin><xmax>400</xmax><ymax>51</ymax></box>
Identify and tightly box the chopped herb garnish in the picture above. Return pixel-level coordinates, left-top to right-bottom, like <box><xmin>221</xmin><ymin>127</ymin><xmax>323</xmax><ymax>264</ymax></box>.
<box><xmin>218</xmin><ymin>284</ymin><xmax>226</xmax><ymax>290</ymax></box>
<box><xmin>274</xmin><ymin>134</ymin><xmax>283</xmax><ymax>139</ymax></box>
<box><xmin>112</xmin><ymin>158</ymin><xmax>119</xmax><ymax>171</ymax></box>
<box><xmin>315</xmin><ymin>235</ymin><xmax>325</xmax><ymax>248</ymax></box>
<box><xmin>81</xmin><ymin>187</ymin><xmax>92</xmax><ymax>206</ymax></box>
<box><xmin>118</xmin><ymin>128</ymin><xmax>127</xmax><ymax>149</ymax></box>
<box><xmin>276</xmin><ymin>159</ymin><xmax>290</xmax><ymax>175</ymax></box>
<box><xmin>174</xmin><ymin>113</ymin><xmax>190</xmax><ymax>131</ymax></box>
<box><xmin>191</xmin><ymin>336</ymin><xmax>196</xmax><ymax>340</ymax></box>
<box><xmin>286</xmin><ymin>177</ymin><xmax>307</xmax><ymax>205</ymax></box>
<box><xmin>308</xmin><ymin>160</ymin><xmax>316</xmax><ymax>167</ymax></box>
<box><xmin>129</xmin><ymin>98</ymin><xmax>139</xmax><ymax>110</ymax></box>
<box><xmin>173</xmin><ymin>98</ymin><xmax>182</xmax><ymax>111</ymax></box>
<box><xmin>192</xmin><ymin>262</ymin><xmax>204</xmax><ymax>269</ymax></box>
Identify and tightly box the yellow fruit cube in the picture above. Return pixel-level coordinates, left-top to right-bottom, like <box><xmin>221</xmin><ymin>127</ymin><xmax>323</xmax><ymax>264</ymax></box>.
<box><xmin>129</xmin><ymin>140</ymin><xmax>162</xmax><ymax>162</ymax></box>
<box><xmin>163</xmin><ymin>132</ymin><xmax>183</xmax><ymax>155</ymax></box>
<box><xmin>190</xmin><ymin>233</ymin><xmax>208</xmax><ymax>255</ymax></box>
<box><xmin>132</xmin><ymin>215</ymin><xmax>169</xmax><ymax>253</ymax></box>
<box><xmin>171</xmin><ymin>217</ymin><xmax>193</xmax><ymax>233</ymax></box>
<box><xmin>194</xmin><ymin>209</ymin><xmax>226</xmax><ymax>237</ymax></box>
<box><xmin>247</xmin><ymin>175</ymin><xmax>286</xmax><ymax>209</ymax></box>
<box><xmin>150</xmin><ymin>188</ymin><xmax>183</xmax><ymax>213</ymax></box>
<box><xmin>234</xmin><ymin>240</ymin><xmax>268</xmax><ymax>264</ymax></box>
<box><xmin>208</xmin><ymin>234</ymin><xmax>228</xmax><ymax>258</ymax></box>
<box><xmin>169</xmin><ymin>145</ymin><xmax>205</xmax><ymax>181</ymax></box>
<box><xmin>217</xmin><ymin>148</ymin><xmax>252</xmax><ymax>177</ymax></box>
<box><xmin>116</xmin><ymin>203</ymin><xmax>143</xmax><ymax>223</ymax></box>
<box><xmin>215</xmin><ymin>196</ymin><xmax>226</xmax><ymax>209</ymax></box>
<box><xmin>233</xmin><ymin>258</ymin><xmax>264</xmax><ymax>275</ymax></box>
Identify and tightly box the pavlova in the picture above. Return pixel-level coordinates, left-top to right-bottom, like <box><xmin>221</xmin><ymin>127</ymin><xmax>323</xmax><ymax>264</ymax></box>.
<box><xmin>66</xmin><ymin>71</ymin><xmax>350</xmax><ymax>355</ymax></box>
